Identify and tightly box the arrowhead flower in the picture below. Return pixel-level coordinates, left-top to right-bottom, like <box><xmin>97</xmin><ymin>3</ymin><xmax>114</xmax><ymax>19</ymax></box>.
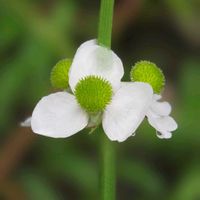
<box><xmin>22</xmin><ymin>40</ymin><xmax>154</xmax><ymax>142</ymax></box>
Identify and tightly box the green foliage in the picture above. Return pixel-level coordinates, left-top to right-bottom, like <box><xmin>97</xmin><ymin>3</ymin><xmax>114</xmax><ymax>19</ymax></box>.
<box><xmin>20</xmin><ymin>170</ymin><xmax>62</xmax><ymax>200</ymax></box>
<box><xmin>169</xmin><ymin>164</ymin><xmax>200</xmax><ymax>200</ymax></box>
<box><xmin>119</xmin><ymin>160</ymin><xmax>166</xmax><ymax>199</ymax></box>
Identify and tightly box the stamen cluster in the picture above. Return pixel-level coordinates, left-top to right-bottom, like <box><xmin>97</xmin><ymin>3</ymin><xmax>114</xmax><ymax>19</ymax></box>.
<box><xmin>75</xmin><ymin>75</ymin><xmax>112</xmax><ymax>113</ymax></box>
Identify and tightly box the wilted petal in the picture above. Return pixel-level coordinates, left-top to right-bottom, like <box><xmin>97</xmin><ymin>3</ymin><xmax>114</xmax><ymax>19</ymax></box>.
<box><xmin>31</xmin><ymin>92</ymin><xmax>88</xmax><ymax>138</ymax></box>
<box><xmin>148</xmin><ymin>116</ymin><xmax>177</xmax><ymax>132</ymax></box>
<box><xmin>69</xmin><ymin>40</ymin><xmax>124</xmax><ymax>92</ymax></box>
<box><xmin>102</xmin><ymin>82</ymin><xmax>153</xmax><ymax>142</ymax></box>
<box><xmin>150</xmin><ymin>101</ymin><xmax>171</xmax><ymax>116</ymax></box>
<box><xmin>156</xmin><ymin>130</ymin><xmax>172</xmax><ymax>139</ymax></box>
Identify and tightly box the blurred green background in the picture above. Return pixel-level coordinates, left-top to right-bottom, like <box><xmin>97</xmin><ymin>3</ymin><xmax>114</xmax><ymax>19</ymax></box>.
<box><xmin>0</xmin><ymin>0</ymin><xmax>199</xmax><ymax>199</ymax></box>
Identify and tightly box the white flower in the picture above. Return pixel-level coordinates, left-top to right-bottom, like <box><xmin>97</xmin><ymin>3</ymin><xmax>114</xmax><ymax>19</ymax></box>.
<box><xmin>146</xmin><ymin>94</ymin><xmax>178</xmax><ymax>139</ymax></box>
<box><xmin>22</xmin><ymin>40</ymin><xmax>154</xmax><ymax>142</ymax></box>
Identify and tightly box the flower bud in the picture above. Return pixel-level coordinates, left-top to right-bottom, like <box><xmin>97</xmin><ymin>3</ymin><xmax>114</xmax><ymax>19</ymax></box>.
<box><xmin>130</xmin><ymin>60</ymin><xmax>165</xmax><ymax>93</ymax></box>
<box><xmin>50</xmin><ymin>59</ymin><xmax>72</xmax><ymax>89</ymax></box>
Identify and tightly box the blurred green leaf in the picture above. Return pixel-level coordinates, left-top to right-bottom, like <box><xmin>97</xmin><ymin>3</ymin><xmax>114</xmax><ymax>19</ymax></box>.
<box><xmin>119</xmin><ymin>160</ymin><xmax>166</xmax><ymax>199</ymax></box>
<box><xmin>20</xmin><ymin>170</ymin><xmax>62</xmax><ymax>200</ymax></box>
<box><xmin>0</xmin><ymin>40</ymin><xmax>51</xmax><ymax>131</ymax></box>
<box><xmin>166</xmin><ymin>0</ymin><xmax>200</xmax><ymax>44</ymax></box>
<box><xmin>36</xmin><ymin>137</ymin><xmax>98</xmax><ymax>199</ymax></box>
<box><xmin>169</xmin><ymin>164</ymin><xmax>200</xmax><ymax>200</ymax></box>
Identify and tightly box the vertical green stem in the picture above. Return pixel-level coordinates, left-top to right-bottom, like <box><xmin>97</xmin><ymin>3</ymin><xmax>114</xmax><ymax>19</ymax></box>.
<box><xmin>98</xmin><ymin>0</ymin><xmax>114</xmax><ymax>48</ymax></box>
<box><xmin>100</xmin><ymin>132</ymin><xmax>116</xmax><ymax>200</ymax></box>
<box><xmin>98</xmin><ymin>0</ymin><xmax>115</xmax><ymax>200</ymax></box>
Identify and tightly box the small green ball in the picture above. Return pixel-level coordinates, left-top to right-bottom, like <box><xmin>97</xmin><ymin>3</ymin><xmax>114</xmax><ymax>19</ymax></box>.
<box><xmin>75</xmin><ymin>76</ymin><xmax>112</xmax><ymax>113</ymax></box>
<box><xmin>130</xmin><ymin>60</ymin><xmax>165</xmax><ymax>93</ymax></box>
<box><xmin>50</xmin><ymin>59</ymin><xmax>72</xmax><ymax>89</ymax></box>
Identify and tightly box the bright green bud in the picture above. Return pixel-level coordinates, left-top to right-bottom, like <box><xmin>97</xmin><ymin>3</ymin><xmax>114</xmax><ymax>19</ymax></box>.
<box><xmin>75</xmin><ymin>76</ymin><xmax>112</xmax><ymax>113</ymax></box>
<box><xmin>50</xmin><ymin>59</ymin><xmax>72</xmax><ymax>89</ymax></box>
<box><xmin>130</xmin><ymin>60</ymin><xmax>165</xmax><ymax>93</ymax></box>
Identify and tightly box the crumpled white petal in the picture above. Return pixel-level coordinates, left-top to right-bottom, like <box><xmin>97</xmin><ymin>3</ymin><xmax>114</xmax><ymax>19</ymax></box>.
<box><xmin>31</xmin><ymin>92</ymin><xmax>89</xmax><ymax>138</ymax></box>
<box><xmin>20</xmin><ymin>117</ymin><xmax>32</xmax><ymax>127</ymax></box>
<box><xmin>102</xmin><ymin>82</ymin><xmax>153</xmax><ymax>142</ymax></box>
<box><xmin>146</xmin><ymin>93</ymin><xmax>177</xmax><ymax>139</ymax></box>
<box><xmin>69</xmin><ymin>39</ymin><xmax>124</xmax><ymax>92</ymax></box>
<box><xmin>147</xmin><ymin>116</ymin><xmax>177</xmax><ymax>132</ymax></box>
<box><xmin>156</xmin><ymin>130</ymin><xmax>172</xmax><ymax>139</ymax></box>
<box><xmin>150</xmin><ymin>100</ymin><xmax>171</xmax><ymax>116</ymax></box>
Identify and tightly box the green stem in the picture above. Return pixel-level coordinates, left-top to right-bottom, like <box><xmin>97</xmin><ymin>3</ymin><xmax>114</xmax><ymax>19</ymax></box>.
<box><xmin>98</xmin><ymin>0</ymin><xmax>115</xmax><ymax>199</ymax></box>
<box><xmin>98</xmin><ymin>0</ymin><xmax>114</xmax><ymax>48</ymax></box>
<box><xmin>100</xmin><ymin>132</ymin><xmax>116</xmax><ymax>200</ymax></box>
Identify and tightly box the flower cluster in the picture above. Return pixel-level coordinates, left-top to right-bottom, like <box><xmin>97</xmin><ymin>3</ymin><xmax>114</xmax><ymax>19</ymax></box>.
<box><xmin>22</xmin><ymin>40</ymin><xmax>177</xmax><ymax>142</ymax></box>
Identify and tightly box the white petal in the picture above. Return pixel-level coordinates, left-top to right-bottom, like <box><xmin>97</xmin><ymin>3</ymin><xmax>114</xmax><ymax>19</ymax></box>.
<box><xmin>20</xmin><ymin>117</ymin><xmax>32</xmax><ymax>127</ymax></box>
<box><xmin>148</xmin><ymin>116</ymin><xmax>177</xmax><ymax>132</ymax></box>
<box><xmin>69</xmin><ymin>39</ymin><xmax>124</xmax><ymax>92</ymax></box>
<box><xmin>31</xmin><ymin>92</ymin><xmax>89</xmax><ymax>138</ymax></box>
<box><xmin>150</xmin><ymin>101</ymin><xmax>171</xmax><ymax>116</ymax></box>
<box><xmin>76</xmin><ymin>39</ymin><xmax>96</xmax><ymax>50</ymax></box>
<box><xmin>102</xmin><ymin>82</ymin><xmax>153</xmax><ymax>142</ymax></box>
<box><xmin>146</xmin><ymin>109</ymin><xmax>159</xmax><ymax>119</ymax></box>
<box><xmin>156</xmin><ymin>131</ymin><xmax>172</xmax><ymax>139</ymax></box>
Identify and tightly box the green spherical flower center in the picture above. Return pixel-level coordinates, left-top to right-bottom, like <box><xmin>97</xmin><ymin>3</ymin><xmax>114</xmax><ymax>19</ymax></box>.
<box><xmin>50</xmin><ymin>59</ymin><xmax>72</xmax><ymax>89</ymax></box>
<box><xmin>75</xmin><ymin>76</ymin><xmax>113</xmax><ymax>113</ymax></box>
<box><xmin>130</xmin><ymin>60</ymin><xmax>165</xmax><ymax>93</ymax></box>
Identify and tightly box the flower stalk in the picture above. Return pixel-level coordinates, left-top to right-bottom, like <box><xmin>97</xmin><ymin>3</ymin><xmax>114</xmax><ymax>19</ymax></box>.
<box><xmin>100</xmin><ymin>130</ymin><xmax>116</xmax><ymax>200</ymax></box>
<box><xmin>98</xmin><ymin>0</ymin><xmax>114</xmax><ymax>48</ymax></box>
<box><xmin>98</xmin><ymin>0</ymin><xmax>116</xmax><ymax>199</ymax></box>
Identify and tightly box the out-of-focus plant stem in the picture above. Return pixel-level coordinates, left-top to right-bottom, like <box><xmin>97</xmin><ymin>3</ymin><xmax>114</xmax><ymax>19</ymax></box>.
<box><xmin>98</xmin><ymin>0</ymin><xmax>116</xmax><ymax>200</ymax></box>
